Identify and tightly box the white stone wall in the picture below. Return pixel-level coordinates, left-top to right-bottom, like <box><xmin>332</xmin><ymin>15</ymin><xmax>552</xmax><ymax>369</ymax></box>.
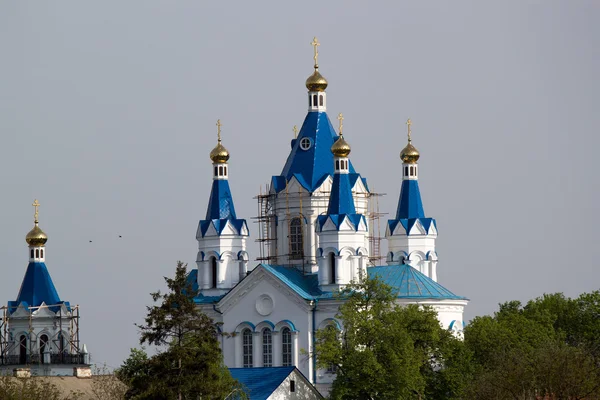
<box><xmin>268</xmin><ymin>369</ymin><xmax>323</xmax><ymax>400</ymax></box>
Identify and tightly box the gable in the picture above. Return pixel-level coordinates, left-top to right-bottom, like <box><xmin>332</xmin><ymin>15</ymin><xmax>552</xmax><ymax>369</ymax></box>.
<box><xmin>218</xmin><ymin>266</ymin><xmax>312</xmax><ymax>318</ymax></box>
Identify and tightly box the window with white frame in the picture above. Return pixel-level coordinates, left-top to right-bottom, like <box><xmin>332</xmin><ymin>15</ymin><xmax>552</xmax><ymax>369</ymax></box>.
<box><xmin>299</xmin><ymin>137</ymin><xmax>311</xmax><ymax>150</ymax></box>
<box><xmin>282</xmin><ymin>327</ymin><xmax>292</xmax><ymax>366</ymax></box>
<box><xmin>242</xmin><ymin>329</ymin><xmax>253</xmax><ymax>368</ymax></box>
<box><xmin>262</xmin><ymin>328</ymin><xmax>272</xmax><ymax>367</ymax></box>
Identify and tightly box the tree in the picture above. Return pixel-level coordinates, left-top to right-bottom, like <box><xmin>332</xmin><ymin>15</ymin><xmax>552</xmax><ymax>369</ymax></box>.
<box><xmin>123</xmin><ymin>261</ymin><xmax>243</xmax><ymax>400</ymax></box>
<box><xmin>464</xmin><ymin>293</ymin><xmax>600</xmax><ymax>400</ymax></box>
<box><xmin>314</xmin><ymin>277</ymin><xmax>470</xmax><ymax>400</ymax></box>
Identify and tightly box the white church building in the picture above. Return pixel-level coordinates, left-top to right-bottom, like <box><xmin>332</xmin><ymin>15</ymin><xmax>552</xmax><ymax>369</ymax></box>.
<box><xmin>0</xmin><ymin>201</ymin><xmax>91</xmax><ymax>377</ymax></box>
<box><xmin>188</xmin><ymin>38</ymin><xmax>468</xmax><ymax>393</ymax></box>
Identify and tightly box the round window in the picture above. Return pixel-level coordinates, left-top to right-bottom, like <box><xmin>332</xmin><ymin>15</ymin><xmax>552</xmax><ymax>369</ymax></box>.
<box><xmin>299</xmin><ymin>137</ymin><xmax>312</xmax><ymax>151</ymax></box>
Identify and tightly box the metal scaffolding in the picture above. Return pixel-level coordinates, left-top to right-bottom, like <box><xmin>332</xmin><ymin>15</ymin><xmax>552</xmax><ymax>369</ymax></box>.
<box><xmin>254</xmin><ymin>183</ymin><xmax>386</xmax><ymax>270</ymax></box>
<box><xmin>0</xmin><ymin>303</ymin><xmax>83</xmax><ymax>366</ymax></box>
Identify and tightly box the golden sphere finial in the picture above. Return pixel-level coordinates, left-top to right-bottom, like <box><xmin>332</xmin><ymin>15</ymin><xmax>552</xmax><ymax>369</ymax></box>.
<box><xmin>306</xmin><ymin>37</ymin><xmax>328</xmax><ymax>92</ymax></box>
<box><xmin>26</xmin><ymin>199</ymin><xmax>48</xmax><ymax>246</ymax></box>
<box><xmin>210</xmin><ymin>119</ymin><xmax>230</xmax><ymax>164</ymax></box>
<box><xmin>400</xmin><ymin>118</ymin><xmax>420</xmax><ymax>163</ymax></box>
<box><xmin>331</xmin><ymin>113</ymin><xmax>351</xmax><ymax>157</ymax></box>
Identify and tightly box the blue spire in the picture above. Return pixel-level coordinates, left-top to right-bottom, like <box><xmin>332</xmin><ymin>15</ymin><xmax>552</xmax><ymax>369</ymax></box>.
<box><xmin>327</xmin><ymin>173</ymin><xmax>356</xmax><ymax>215</ymax></box>
<box><xmin>205</xmin><ymin>180</ymin><xmax>237</xmax><ymax>220</ymax></box>
<box><xmin>9</xmin><ymin>262</ymin><xmax>64</xmax><ymax>313</ymax></box>
<box><xmin>275</xmin><ymin>112</ymin><xmax>357</xmax><ymax>192</ymax></box>
<box><xmin>395</xmin><ymin>179</ymin><xmax>425</xmax><ymax>219</ymax></box>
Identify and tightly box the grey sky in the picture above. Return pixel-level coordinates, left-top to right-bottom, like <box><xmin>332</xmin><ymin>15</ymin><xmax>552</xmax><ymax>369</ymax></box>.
<box><xmin>1</xmin><ymin>1</ymin><xmax>598</xmax><ymax>369</ymax></box>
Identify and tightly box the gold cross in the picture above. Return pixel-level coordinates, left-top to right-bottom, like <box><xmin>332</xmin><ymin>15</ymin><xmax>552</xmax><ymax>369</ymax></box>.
<box><xmin>32</xmin><ymin>199</ymin><xmax>40</xmax><ymax>223</ymax></box>
<box><xmin>337</xmin><ymin>113</ymin><xmax>344</xmax><ymax>136</ymax></box>
<box><xmin>293</xmin><ymin>125</ymin><xmax>298</xmax><ymax>139</ymax></box>
<box><xmin>216</xmin><ymin>119</ymin><xmax>222</xmax><ymax>142</ymax></box>
<box><xmin>311</xmin><ymin>37</ymin><xmax>320</xmax><ymax>67</ymax></box>
<box><xmin>406</xmin><ymin>118</ymin><xmax>412</xmax><ymax>142</ymax></box>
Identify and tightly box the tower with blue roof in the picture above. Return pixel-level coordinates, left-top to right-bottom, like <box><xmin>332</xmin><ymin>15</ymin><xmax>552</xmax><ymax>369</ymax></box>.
<box><xmin>386</xmin><ymin>119</ymin><xmax>439</xmax><ymax>280</ymax></box>
<box><xmin>195</xmin><ymin>121</ymin><xmax>249</xmax><ymax>296</ymax></box>
<box><xmin>1</xmin><ymin>200</ymin><xmax>90</xmax><ymax>376</ymax></box>
<box><xmin>316</xmin><ymin>115</ymin><xmax>369</xmax><ymax>290</ymax></box>
<box><xmin>262</xmin><ymin>38</ymin><xmax>370</xmax><ymax>271</ymax></box>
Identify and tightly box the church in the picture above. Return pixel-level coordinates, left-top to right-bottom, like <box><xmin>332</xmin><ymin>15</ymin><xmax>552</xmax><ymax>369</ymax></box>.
<box><xmin>188</xmin><ymin>38</ymin><xmax>468</xmax><ymax>393</ymax></box>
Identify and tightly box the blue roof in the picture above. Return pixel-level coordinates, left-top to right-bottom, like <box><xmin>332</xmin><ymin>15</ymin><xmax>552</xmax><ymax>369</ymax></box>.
<box><xmin>317</xmin><ymin>213</ymin><xmax>366</xmax><ymax>231</ymax></box>
<box><xmin>275</xmin><ymin>111</ymin><xmax>358</xmax><ymax>192</ymax></box>
<box><xmin>9</xmin><ymin>262</ymin><xmax>64</xmax><ymax>313</ymax></box>
<box><xmin>387</xmin><ymin>217</ymin><xmax>437</xmax><ymax>235</ymax></box>
<box><xmin>261</xmin><ymin>264</ymin><xmax>323</xmax><ymax>300</ymax></box>
<box><xmin>368</xmin><ymin>264</ymin><xmax>467</xmax><ymax>300</ymax></box>
<box><xmin>206</xmin><ymin>179</ymin><xmax>237</xmax><ymax>220</ymax></box>
<box><xmin>229</xmin><ymin>367</ymin><xmax>296</xmax><ymax>400</ymax></box>
<box><xmin>327</xmin><ymin>173</ymin><xmax>356</xmax><ymax>215</ymax></box>
<box><xmin>197</xmin><ymin>218</ymin><xmax>248</xmax><ymax>238</ymax></box>
<box><xmin>395</xmin><ymin>179</ymin><xmax>425</xmax><ymax>219</ymax></box>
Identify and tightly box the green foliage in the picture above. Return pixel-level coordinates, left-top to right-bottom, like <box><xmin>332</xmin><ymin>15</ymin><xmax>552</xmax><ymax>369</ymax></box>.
<box><xmin>314</xmin><ymin>277</ymin><xmax>470</xmax><ymax>400</ymax></box>
<box><xmin>464</xmin><ymin>291</ymin><xmax>600</xmax><ymax>399</ymax></box>
<box><xmin>119</xmin><ymin>261</ymin><xmax>244</xmax><ymax>400</ymax></box>
<box><xmin>0</xmin><ymin>375</ymin><xmax>82</xmax><ymax>400</ymax></box>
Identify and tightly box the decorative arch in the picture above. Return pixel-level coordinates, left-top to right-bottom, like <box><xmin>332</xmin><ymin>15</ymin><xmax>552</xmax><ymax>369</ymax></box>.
<box><xmin>318</xmin><ymin>318</ymin><xmax>342</xmax><ymax>331</ymax></box>
<box><xmin>203</xmin><ymin>250</ymin><xmax>221</xmax><ymax>261</ymax></box>
<box><xmin>255</xmin><ymin>320</ymin><xmax>275</xmax><ymax>331</ymax></box>
<box><xmin>356</xmin><ymin>247</ymin><xmax>369</xmax><ymax>256</ymax></box>
<box><xmin>321</xmin><ymin>247</ymin><xmax>339</xmax><ymax>257</ymax></box>
<box><xmin>275</xmin><ymin>320</ymin><xmax>298</xmax><ymax>332</ymax></box>
<box><xmin>237</xmin><ymin>250</ymin><xmax>249</xmax><ymax>261</ymax></box>
<box><xmin>234</xmin><ymin>321</ymin><xmax>256</xmax><ymax>333</ymax></box>
<box><xmin>339</xmin><ymin>246</ymin><xmax>355</xmax><ymax>258</ymax></box>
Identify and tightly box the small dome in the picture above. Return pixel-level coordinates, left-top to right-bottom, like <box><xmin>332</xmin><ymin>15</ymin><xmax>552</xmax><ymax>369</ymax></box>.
<box><xmin>26</xmin><ymin>223</ymin><xmax>47</xmax><ymax>246</ymax></box>
<box><xmin>331</xmin><ymin>135</ymin><xmax>351</xmax><ymax>157</ymax></box>
<box><xmin>210</xmin><ymin>141</ymin><xmax>230</xmax><ymax>164</ymax></box>
<box><xmin>400</xmin><ymin>142</ymin><xmax>420</xmax><ymax>164</ymax></box>
<box><xmin>306</xmin><ymin>69</ymin><xmax>328</xmax><ymax>92</ymax></box>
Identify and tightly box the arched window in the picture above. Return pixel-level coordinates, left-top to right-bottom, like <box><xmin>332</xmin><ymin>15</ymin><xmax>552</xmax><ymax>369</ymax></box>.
<box><xmin>40</xmin><ymin>249</ymin><xmax>43</xmax><ymax>258</ymax></box>
<box><xmin>211</xmin><ymin>257</ymin><xmax>218</xmax><ymax>288</ymax></box>
<box><xmin>282</xmin><ymin>327</ymin><xmax>292</xmax><ymax>366</ymax></box>
<box><xmin>40</xmin><ymin>334</ymin><xmax>48</xmax><ymax>364</ymax></box>
<box><xmin>35</xmin><ymin>249</ymin><xmax>39</xmax><ymax>258</ymax></box>
<box><xmin>19</xmin><ymin>335</ymin><xmax>27</xmax><ymax>365</ymax></box>
<box><xmin>262</xmin><ymin>328</ymin><xmax>272</xmax><ymax>367</ymax></box>
<box><xmin>329</xmin><ymin>253</ymin><xmax>336</xmax><ymax>284</ymax></box>
<box><xmin>30</xmin><ymin>249</ymin><xmax>34</xmax><ymax>258</ymax></box>
<box><xmin>214</xmin><ymin>166</ymin><xmax>218</xmax><ymax>176</ymax></box>
<box><xmin>242</xmin><ymin>329</ymin><xmax>253</xmax><ymax>368</ymax></box>
<box><xmin>313</xmin><ymin>94</ymin><xmax>318</xmax><ymax>106</ymax></box>
<box><xmin>325</xmin><ymin>326</ymin><xmax>338</xmax><ymax>373</ymax></box>
<box><xmin>289</xmin><ymin>218</ymin><xmax>304</xmax><ymax>259</ymax></box>
<box><xmin>319</xmin><ymin>95</ymin><xmax>324</xmax><ymax>106</ymax></box>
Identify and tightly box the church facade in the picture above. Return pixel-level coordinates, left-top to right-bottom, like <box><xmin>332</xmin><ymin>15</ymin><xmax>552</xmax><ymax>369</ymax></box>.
<box><xmin>188</xmin><ymin>38</ymin><xmax>468</xmax><ymax>392</ymax></box>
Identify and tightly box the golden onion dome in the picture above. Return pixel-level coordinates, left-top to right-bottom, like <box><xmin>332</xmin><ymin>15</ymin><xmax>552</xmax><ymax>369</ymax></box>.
<box><xmin>305</xmin><ymin>68</ymin><xmax>328</xmax><ymax>92</ymax></box>
<box><xmin>331</xmin><ymin>135</ymin><xmax>351</xmax><ymax>157</ymax></box>
<box><xmin>26</xmin><ymin>223</ymin><xmax>48</xmax><ymax>246</ymax></box>
<box><xmin>210</xmin><ymin>141</ymin><xmax>229</xmax><ymax>164</ymax></box>
<box><xmin>400</xmin><ymin>142</ymin><xmax>420</xmax><ymax>164</ymax></box>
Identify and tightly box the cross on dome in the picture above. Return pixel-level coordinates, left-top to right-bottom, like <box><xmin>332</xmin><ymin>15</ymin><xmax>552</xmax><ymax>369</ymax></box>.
<box><xmin>32</xmin><ymin>199</ymin><xmax>40</xmax><ymax>223</ymax></box>
<box><xmin>337</xmin><ymin>113</ymin><xmax>344</xmax><ymax>136</ymax></box>
<box><xmin>293</xmin><ymin>125</ymin><xmax>298</xmax><ymax>139</ymax></box>
<box><xmin>216</xmin><ymin>119</ymin><xmax>222</xmax><ymax>142</ymax></box>
<box><xmin>311</xmin><ymin>37</ymin><xmax>320</xmax><ymax>68</ymax></box>
<box><xmin>406</xmin><ymin>118</ymin><xmax>412</xmax><ymax>143</ymax></box>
